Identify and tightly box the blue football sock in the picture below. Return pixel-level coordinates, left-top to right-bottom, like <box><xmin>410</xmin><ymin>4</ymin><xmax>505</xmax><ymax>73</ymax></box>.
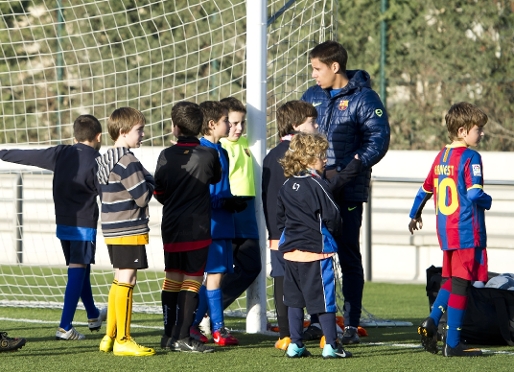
<box><xmin>429</xmin><ymin>279</ymin><xmax>451</xmax><ymax>325</ymax></box>
<box><xmin>288</xmin><ymin>307</ymin><xmax>305</xmax><ymax>347</ymax></box>
<box><xmin>318</xmin><ymin>312</ymin><xmax>337</xmax><ymax>348</ymax></box>
<box><xmin>207</xmin><ymin>288</ymin><xmax>224</xmax><ymax>332</ymax></box>
<box><xmin>192</xmin><ymin>285</ymin><xmax>208</xmax><ymax>326</ymax></box>
<box><xmin>80</xmin><ymin>265</ymin><xmax>99</xmax><ymax>319</ymax></box>
<box><xmin>59</xmin><ymin>267</ymin><xmax>86</xmax><ymax>330</ymax></box>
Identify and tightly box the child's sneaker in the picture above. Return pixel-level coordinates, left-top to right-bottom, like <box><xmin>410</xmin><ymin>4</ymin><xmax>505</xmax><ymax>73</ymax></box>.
<box><xmin>88</xmin><ymin>307</ymin><xmax>108</xmax><ymax>332</ymax></box>
<box><xmin>341</xmin><ymin>326</ymin><xmax>360</xmax><ymax>345</ymax></box>
<box><xmin>212</xmin><ymin>327</ymin><xmax>239</xmax><ymax>346</ymax></box>
<box><xmin>417</xmin><ymin>317</ymin><xmax>438</xmax><ymax>354</ymax></box>
<box><xmin>286</xmin><ymin>343</ymin><xmax>311</xmax><ymax>358</ymax></box>
<box><xmin>55</xmin><ymin>327</ymin><xmax>85</xmax><ymax>340</ymax></box>
<box><xmin>274</xmin><ymin>336</ymin><xmax>291</xmax><ymax>350</ymax></box>
<box><xmin>113</xmin><ymin>337</ymin><xmax>155</xmax><ymax>357</ymax></box>
<box><xmin>442</xmin><ymin>342</ymin><xmax>483</xmax><ymax>357</ymax></box>
<box><xmin>99</xmin><ymin>335</ymin><xmax>114</xmax><ymax>352</ymax></box>
<box><xmin>303</xmin><ymin>323</ymin><xmax>323</xmax><ymax>340</ymax></box>
<box><xmin>175</xmin><ymin>337</ymin><xmax>215</xmax><ymax>353</ymax></box>
<box><xmin>160</xmin><ymin>335</ymin><xmax>181</xmax><ymax>351</ymax></box>
<box><xmin>0</xmin><ymin>332</ymin><xmax>26</xmax><ymax>352</ymax></box>
<box><xmin>322</xmin><ymin>343</ymin><xmax>353</xmax><ymax>359</ymax></box>
<box><xmin>190</xmin><ymin>325</ymin><xmax>209</xmax><ymax>343</ymax></box>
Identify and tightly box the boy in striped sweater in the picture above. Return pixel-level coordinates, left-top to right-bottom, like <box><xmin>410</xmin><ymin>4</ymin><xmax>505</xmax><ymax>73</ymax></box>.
<box><xmin>96</xmin><ymin>107</ymin><xmax>156</xmax><ymax>357</ymax></box>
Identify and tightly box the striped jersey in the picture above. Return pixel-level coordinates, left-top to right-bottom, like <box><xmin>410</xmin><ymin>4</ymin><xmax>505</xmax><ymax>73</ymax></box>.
<box><xmin>96</xmin><ymin>147</ymin><xmax>155</xmax><ymax>241</ymax></box>
<box><xmin>409</xmin><ymin>143</ymin><xmax>492</xmax><ymax>250</ymax></box>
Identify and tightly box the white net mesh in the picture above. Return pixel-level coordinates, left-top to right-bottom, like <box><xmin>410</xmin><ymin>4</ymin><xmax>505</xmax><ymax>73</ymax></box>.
<box><xmin>0</xmin><ymin>0</ymin><xmax>336</xmax><ymax>319</ymax></box>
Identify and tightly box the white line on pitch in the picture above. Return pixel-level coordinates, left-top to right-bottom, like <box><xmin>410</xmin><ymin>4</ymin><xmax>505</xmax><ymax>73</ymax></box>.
<box><xmin>0</xmin><ymin>317</ymin><xmax>162</xmax><ymax>330</ymax></box>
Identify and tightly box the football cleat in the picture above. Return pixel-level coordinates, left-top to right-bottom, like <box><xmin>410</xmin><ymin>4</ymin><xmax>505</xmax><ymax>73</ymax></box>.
<box><xmin>212</xmin><ymin>327</ymin><xmax>239</xmax><ymax>346</ymax></box>
<box><xmin>322</xmin><ymin>343</ymin><xmax>353</xmax><ymax>359</ymax></box>
<box><xmin>274</xmin><ymin>336</ymin><xmax>291</xmax><ymax>350</ymax></box>
<box><xmin>286</xmin><ymin>343</ymin><xmax>311</xmax><ymax>358</ymax></box>
<box><xmin>55</xmin><ymin>327</ymin><xmax>85</xmax><ymax>341</ymax></box>
<box><xmin>0</xmin><ymin>332</ymin><xmax>26</xmax><ymax>352</ymax></box>
<box><xmin>113</xmin><ymin>337</ymin><xmax>155</xmax><ymax>357</ymax></box>
<box><xmin>175</xmin><ymin>337</ymin><xmax>215</xmax><ymax>353</ymax></box>
<box><xmin>341</xmin><ymin>326</ymin><xmax>360</xmax><ymax>345</ymax></box>
<box><xmin>442</xmin><ymin>342</ymin><xmax>483</xmax><ymax>357</ymax></box>
<box><xmin>88</xmin><ymin>307</ymin><xmax>108</xmax><ymax>332</ymax></box>
<box><xmin>190</xmin><ymin>325</ymin><xmax>209</xmax><ymax>343</ymax></box>
<box><xmin>160</xmin><ymin>335</ymin><xmax>180</xmax><ymax>351</ymax></box>
<box><xmin>418</xmin><ymin>317</ymin><xmax>438</xmax><ymax>354</ymax></box>
<box><xmin>99</xmin><ymin>335</ymin><xmax>114</xmax><ymax>352</ymax></box>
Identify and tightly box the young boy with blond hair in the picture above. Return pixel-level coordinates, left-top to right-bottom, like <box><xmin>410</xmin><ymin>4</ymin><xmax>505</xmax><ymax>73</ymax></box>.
<box><xmin>96</xmin><ymin>107</ymin><xmax>155</xmax><ymax>357</ymax></box>
<box><xmin>155</xmin><ymin>101</ymin><xmax>221</xmax><ymax>353</ymax></box>
<box><xmin>277</xmin><ymin>132</ymin><xmax>352</xmax><ymax>359</ymax></box>
<box><xmin>410</xmin><ymin>102</ymin><xmax>491</xmax><ymax>357</ymax></box>
<box><xmin>190</xmin><ymin>100</ymin><xmax>242</xmax><ymax>346</ymax></box>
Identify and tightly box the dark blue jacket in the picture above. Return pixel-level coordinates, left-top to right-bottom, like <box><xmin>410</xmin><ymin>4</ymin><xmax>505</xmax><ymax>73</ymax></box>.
<box><xmin>301</xmin><ymin>69</ymin><xmax>390</xmax><ymax>202</ymax></box>
<box><xmin>199</xmin><ymin>137</ymin><xmax>235</xmax><ymax>240</ymax></box>
<box><xmin>0</xmin><ymin>144</ymin><xmax>100</xmax><ymax>229</ymax></box>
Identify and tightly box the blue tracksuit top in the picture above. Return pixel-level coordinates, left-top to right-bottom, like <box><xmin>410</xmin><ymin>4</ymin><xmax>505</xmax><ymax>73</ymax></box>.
<box><xmin>199</xmin><ymin>137</ymin><xmax>235</xmax><ymax>240</ymax></box>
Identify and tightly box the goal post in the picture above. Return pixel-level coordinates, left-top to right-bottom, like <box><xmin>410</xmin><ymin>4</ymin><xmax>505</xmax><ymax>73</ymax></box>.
<box><xmin>0</xmin><ymin>0</ymin><xmax>337</xmax><ymax>332</ymax></box>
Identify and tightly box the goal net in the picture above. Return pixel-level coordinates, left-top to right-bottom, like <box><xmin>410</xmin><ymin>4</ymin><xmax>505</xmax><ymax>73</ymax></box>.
<box><xmin>0</xmin><ymin>0</ymin><xmax>336</xmax><ymax>323</ymax></box>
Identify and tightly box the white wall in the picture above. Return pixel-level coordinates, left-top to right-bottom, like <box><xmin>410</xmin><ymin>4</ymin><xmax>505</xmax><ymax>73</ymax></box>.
<box><xmin>1</xmin><ymin>147</ymin><xmax>513</xmax><ymax>283</ymax></box>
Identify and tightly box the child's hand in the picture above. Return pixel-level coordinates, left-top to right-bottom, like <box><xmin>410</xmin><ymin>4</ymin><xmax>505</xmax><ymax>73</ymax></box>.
<box><xmin>408</xmin><ymin>217</ymin><xmax>423</xmax><ymax>234</ymax></box>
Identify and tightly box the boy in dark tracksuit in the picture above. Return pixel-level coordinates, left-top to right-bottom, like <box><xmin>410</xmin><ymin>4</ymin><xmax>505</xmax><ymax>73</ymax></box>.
<box><xmin>277</xmin><ymin>132</ymin><xmax>356</xmax><ymax>359</ymax></box>
<box><xmin>262</xmin><ymin>100</ymin><xmax>319</xmax><ymax>350</ymax></box>
<box><xmin>263</xmin><ymin>101</ymin><xmax>361</xmax><ymax>350</ymax></box>
<box><xmin>0</xmin><ymin>115</ymin><xmax>105</xmax><ymax>340</ymax></box>
<box><xmin>155</xmin><ymin>101</ymin><xmax>221</xmax><ymax>353</ymax></box>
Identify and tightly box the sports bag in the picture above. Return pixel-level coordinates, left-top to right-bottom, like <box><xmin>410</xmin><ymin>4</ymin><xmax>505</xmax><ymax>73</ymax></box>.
<box><xmin>425</xmin><ymin>265</ymin><xmax>514</xmax><ymax>346</ymax></box>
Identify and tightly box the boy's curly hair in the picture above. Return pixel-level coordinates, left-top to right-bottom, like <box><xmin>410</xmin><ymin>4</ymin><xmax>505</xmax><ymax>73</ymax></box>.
<box><xmin>279</xmin><ymin>132</ymin><xmax>328</xmax><ymax>178</ymax></box>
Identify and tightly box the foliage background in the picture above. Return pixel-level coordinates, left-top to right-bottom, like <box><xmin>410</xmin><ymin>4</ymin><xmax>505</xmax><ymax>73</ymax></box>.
<box><xmin>0</xmin><ymin>0</ymin><xmax>513</xmax><ymax>150</ymax></box>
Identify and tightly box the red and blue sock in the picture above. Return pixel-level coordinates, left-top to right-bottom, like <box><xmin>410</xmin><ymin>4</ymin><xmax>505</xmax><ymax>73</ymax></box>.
<box><xmin>446</xmin><ymin>277</ymin><xmax>469</xmax><ymax>348</ymax></box>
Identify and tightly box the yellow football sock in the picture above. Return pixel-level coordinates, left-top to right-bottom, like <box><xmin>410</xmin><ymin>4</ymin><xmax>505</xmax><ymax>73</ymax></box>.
<box><xmin>106</xmin><ymin>279</ymin><xmax>118</xmax><ymax>339</ymax></box>
<box><xmin>115</xmin><ymin>282</ymin><xmax>134</xmax><ymax>342</ymax></box>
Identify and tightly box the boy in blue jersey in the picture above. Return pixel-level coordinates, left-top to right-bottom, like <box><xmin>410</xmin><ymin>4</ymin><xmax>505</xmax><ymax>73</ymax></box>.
<box><xmin>0</xmin><ymin>115</ymin><xmax>106</xmax><ymax>341</ymax></box>
<box><xmin>190</xmin><ymin>101</ymin><xmax>243</xmax><ymax>346</ymax></box>
<box><xmin>218</xmin><ymin>97</ymin><xmax>261</xmax><ymax>310</ymax></box>
<box><xmin>409</xmin><ymin>102</ymin><xmax>491</xmax><ymax>357</ymax></box>
<box><xmin>277</xmin><ymin>132</ymin><xmax>352</xmax><ymax>359</ymax></box>
<box><xmin>96</xmin><ymin>107</ymin><xmax>155</xmax><ymax>356</ymax></box>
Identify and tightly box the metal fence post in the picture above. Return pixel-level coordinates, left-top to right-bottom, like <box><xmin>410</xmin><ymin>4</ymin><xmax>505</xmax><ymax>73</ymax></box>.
<box><xmin>14</xmin><ymin>173</ymin><xmax>23</xmax><ymax>263</ymax></box>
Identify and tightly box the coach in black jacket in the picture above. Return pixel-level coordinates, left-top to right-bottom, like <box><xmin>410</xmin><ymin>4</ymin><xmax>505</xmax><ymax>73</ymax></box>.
<box><xmin>301</xmin><ymin>41</ymin><xmax>390</xmax><ymax>344</ymax></box>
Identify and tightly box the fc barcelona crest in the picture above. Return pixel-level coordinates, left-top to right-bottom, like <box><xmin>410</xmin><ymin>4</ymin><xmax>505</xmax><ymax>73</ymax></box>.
<box><xmin>244</xmin><ymin>148</ymin><xmax>251</xmax><ymax>157</ymax></box>
<box><xmin>338</xmin><ymin>100</ymin><xmax>349</xmax><ymax>111</ymax></box>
